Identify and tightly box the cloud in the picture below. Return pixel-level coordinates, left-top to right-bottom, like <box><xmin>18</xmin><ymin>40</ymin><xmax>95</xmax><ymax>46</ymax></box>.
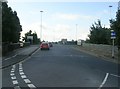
<box><xmin>58</xmin><ymin>13</ymin><xmax>79</xmax><ymax>20</ymax></box>
<box><xmin>52</xmin><ymin>13</ymin><xmax>97</xmax><ymax>21</ymax></box>
<box><xmin>21</xmin><ymin>21</ymin><xmax>89</xmax><ymax>42</ymax></box>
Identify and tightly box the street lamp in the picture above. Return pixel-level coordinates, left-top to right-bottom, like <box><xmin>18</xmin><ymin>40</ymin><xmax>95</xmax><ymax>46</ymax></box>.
<box><xmin>109</xmin><ymin>5</ymin><xmax>116</xmax><ymax>58</ymax></box>
<box><xmin>76</xmin><ymin>24</ymin><xmax>78</xmax><ymax>41</ymax></box>
<box><xmin>109</xmin><ymin>5</ymin><xmax>112</xmax><ymax>19</ymax></box>
<box><xmin>40</xmin><ymin>11</ymin><xmax>43</xmax><ymax>42</ymax></box>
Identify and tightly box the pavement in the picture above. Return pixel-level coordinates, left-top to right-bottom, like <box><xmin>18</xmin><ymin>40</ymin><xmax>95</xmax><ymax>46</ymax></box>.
<box><xmin>72</xmin><ymin>45</ymin><xmax>119</xmax><ymax>64</ymax></box>
<box><xmin>1</xmin><ymin>45</ymin><xmax>39</xmax><ymax>69</ymax></box>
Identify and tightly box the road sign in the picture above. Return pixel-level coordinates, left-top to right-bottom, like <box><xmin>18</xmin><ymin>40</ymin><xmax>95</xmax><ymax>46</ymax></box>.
<box><xmin>111</xmin><ymin>36</ymin><xmax>116</xmax><ymax>39</ymax></box>
<box><xmin>111</xmin><ymin>30</ymin><xmax>116</xmax><ymax>39</ymax></box>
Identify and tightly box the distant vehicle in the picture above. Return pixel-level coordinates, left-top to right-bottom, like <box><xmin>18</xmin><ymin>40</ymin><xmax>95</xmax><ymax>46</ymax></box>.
<box><xmin>49</xmin><ymin>42</ymin><xmax>53</xmax><ymax>47</ymax></box>
<box><xmin>40</xmin><ymin>42</ymin><xmax>50</xmax><ymax>50</ymax></box>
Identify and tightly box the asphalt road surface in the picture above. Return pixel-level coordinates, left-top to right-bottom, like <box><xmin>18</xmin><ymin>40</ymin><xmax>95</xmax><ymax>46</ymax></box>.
<box><xmin>2</xmin><ymin>44</ymin><xmax>120</xmax><ymax>89</ymax></box>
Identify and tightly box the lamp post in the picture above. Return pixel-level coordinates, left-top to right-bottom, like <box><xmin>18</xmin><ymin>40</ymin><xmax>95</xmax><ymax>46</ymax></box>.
<box><xmin>109</xmin><ymin>5</ymin><xmax>112</xmax><ymax>20</ymax></box>
<box><xmin>40</xmin><ymin>11</ymin><xmax>43</xmax><ymax>43</ymax></box>
<box><xmin>76</xmin><ymin>24</ymin><xmax>77</xmax><ymax>41</ymax></box>
<box><xmin>109</xmin><ymin>5</ymin><xmax>116</xmax><ymax>58</ymax></box>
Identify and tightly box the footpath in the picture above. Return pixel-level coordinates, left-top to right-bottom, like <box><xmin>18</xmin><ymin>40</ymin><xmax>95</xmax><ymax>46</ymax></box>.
<box><xmin>72</xmin><ymin>45</ymin><xmax>119</xmax><ymax>64</ymax></box>
<box><xmin>1</xmin><ymin>45</ymin><xmax>39</xmax><ymax>69</ymax></box>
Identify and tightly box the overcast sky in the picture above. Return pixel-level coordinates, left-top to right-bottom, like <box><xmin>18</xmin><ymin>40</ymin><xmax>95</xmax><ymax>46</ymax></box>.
<box><xmin>8</xmin><ymin>0</ymin><xmax>118</xmax><ymax>42</ymax></box>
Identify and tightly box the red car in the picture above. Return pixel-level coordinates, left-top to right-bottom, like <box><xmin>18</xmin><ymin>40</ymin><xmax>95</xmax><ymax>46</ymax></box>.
<box><xmin>40</xmin><ymin>42</ymin><xmax>50</xmax><ymax>50</ymax></box>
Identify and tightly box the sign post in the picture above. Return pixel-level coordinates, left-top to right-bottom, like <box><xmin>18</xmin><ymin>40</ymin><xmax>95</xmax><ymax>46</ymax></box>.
<box><xmin>111</xmin><ymin>30</ymin><xmax>116</xmax><ymax>58</ymax></box>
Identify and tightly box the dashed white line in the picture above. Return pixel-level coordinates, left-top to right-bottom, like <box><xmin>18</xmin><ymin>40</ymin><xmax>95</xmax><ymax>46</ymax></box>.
<box><xmin>11</xmin><ymin>70</ymin><xmax>15</xmax><ymax>73</ymax></box>
<box><xmin>14</xmin><ymin>86</ymin><xmax>21</xmax><ymax>89</ymax></box>
<box><xmin>98</xmin><ymin>73</ymin><xmax>109</xmax><ymax>89</ymax></box>
<box><xmin>12</xmin><ymin>80</ymin><xmax>18</xmax><ymax>85</ymax></box>
<box><xmin>11</xmin><ymin>76</ymin><xmax>17</xmax><ymax>80</ymax></box>
<box><xmin>10</xmin><ymin>65</ymin><xmax>21</xmax><ymax>89</ymax></box>
<box><xmin>19</xmin><ymin>70</ymin><xmax>23</xmax><ymax>72</ymax></box>
<box><xmin>10</xmin><ymin>73</ymin><xmax>15</xmax><ymax>76</ymax></box>
<box><xmin>21</xmin><ymin>75</ymin><xmax>27</xmax><ymax>79</ymax></box>
<box><xmin>24</xmin><ymin>79</ymin><xmax>31</xmax><ymax>83</ymax></box>
<box><xmin>27</xmin><ymin>84</ymin><xmax>36</xmax><ymax>88</ymax></box>
<box><xmin>19</xmin><ymin>63</ymin><xmax>36</xmax><ymax>88</ymax></box>
<box><xmin>19</xmin><ymin>72</ymin><xmax>24</xmax><ymax>75</ymax></box>
<box><xmin>19</xmin><ymin>67</ymin><xmax>22</xmax><ymax>70</ymax></box>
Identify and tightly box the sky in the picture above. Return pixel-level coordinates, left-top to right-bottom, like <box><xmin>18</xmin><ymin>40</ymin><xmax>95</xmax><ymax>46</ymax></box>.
<box><xmin>7</xmin><ymin>0</ymin><xmax>119</xmax><ymax>42</ymax></box>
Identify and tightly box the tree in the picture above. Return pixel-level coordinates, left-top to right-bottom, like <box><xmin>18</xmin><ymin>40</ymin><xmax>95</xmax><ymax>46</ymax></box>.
<box><xmin>88</xmin><ymin>20</ymin><xmax>111</xmax><ymax>44</ymax></box>
<box><xmin>23</xmin><ymin>30</ymin><xmax>39</xmax><ymax>44</ymax></box>
<box><xmin>110</xmin><ymin>10</ymin><xmax>120</xmax><ymax>50</ymax></box>
<box><xmin>2</xmin><ymin>2</ymin><xmax>22</xmax><ymax>43</ymax></box>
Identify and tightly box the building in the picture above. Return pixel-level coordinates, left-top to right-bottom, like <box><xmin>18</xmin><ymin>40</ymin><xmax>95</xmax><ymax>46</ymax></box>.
<box><xmin>61</xmin><ymin>39</ymin><xmax>67</xmax><ymax>44</ymax></box>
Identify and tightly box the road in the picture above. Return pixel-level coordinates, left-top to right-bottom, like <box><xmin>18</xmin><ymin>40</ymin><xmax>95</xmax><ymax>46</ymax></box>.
<box><xmin>2</xmin><ymin>44</ymin><xmax>120</xmax><ymax>88</ymax></box>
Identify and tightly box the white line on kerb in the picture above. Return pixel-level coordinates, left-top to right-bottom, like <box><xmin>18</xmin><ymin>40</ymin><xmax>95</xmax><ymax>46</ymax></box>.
<box><xmin>31</xmin><ymin>48</ymin><xmax>40</xmax><ymax>56</ymax></box>
<box><xmin>98</xmin><ymin>73</ymin><xmax>109</xmax><ymax>89</ymax></box>
<box><xmin>5</xmin><ymin>54</ymin><xmax>17</xmax><ymax>60</ymax></box>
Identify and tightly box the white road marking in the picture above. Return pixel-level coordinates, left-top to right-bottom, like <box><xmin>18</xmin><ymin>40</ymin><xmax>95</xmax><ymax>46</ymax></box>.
<box><xmin>31</xmin><ymin>48</ymin><xmax>40</xmax><ymax>56</ymax></box>
<box><xmin>24</xmin><ymin>79</ymin><xmax>31</xmax><ymax>83</ymax></box>
<box><xmin>14</xmin><ymin>86</ymin><xmax>21</xmax><ymax>89</ymax></box>
<box><xmin>13</xmin><ymin>65</ymin><xmax>16</xmax><ymax>68</ymax></box>
<box><xmin>110</xmin><ymin>74</ymin><xmax>120</xmax><ymax>78</ymax></box>
<box><xmin>27</xmin><ymin>84</ymin><xmax>36</xmax><ymax>88</ymax></box>
<box><xmin>98</xmin><ymin>73</ymin><xmax>109</xmax><ymax>89</ymax></box>
<box><xmin>19</xmin><ymin>63</ymin><xmax>36</xmax><ymax>88</ymax></box>
<box><xmin>12</xmin><ymin>80</ymin><xmax>18</xmax><ymax>85</ymax></box>
<box><xmin>19</xmin><ymin>70</ymin><xmax>23</xmax><ymax>72</ymax></box>
<box><xmin>4</xmin><ymin>55</ymin><xmax>17</xmax><ymax>60</ymax></box>
<box><xmin>20</xmin><ymin>72</ymin><xmax>24</xmax><ymax>75</ymax></box>
<box><xmin>11</xmin><ymin>70</ymin><xmax>15</xmax><ymax>73</ymax></box>
<box><xmin>11</xmin><ymin>76</ymin><xmax>17</xmax><ymax>80</ymax></box>
<box><xmin>21</xmin><ymin>75</ymin><xmax>27</xmax><ymax>79</ymax></box>
<box><xmin>19</xmin><ymin>67</ymin><xmax>22</xmax><ymax>70</ymax></box>
<box><xmin>10</xmin><ymin>73</ymin><xmax>15</xmax><ymax>76</ymax></box>
<box><xmin>11</xmin><ymin>68</ymin><xmax>15</xmax><ymax>71</ymax></box>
